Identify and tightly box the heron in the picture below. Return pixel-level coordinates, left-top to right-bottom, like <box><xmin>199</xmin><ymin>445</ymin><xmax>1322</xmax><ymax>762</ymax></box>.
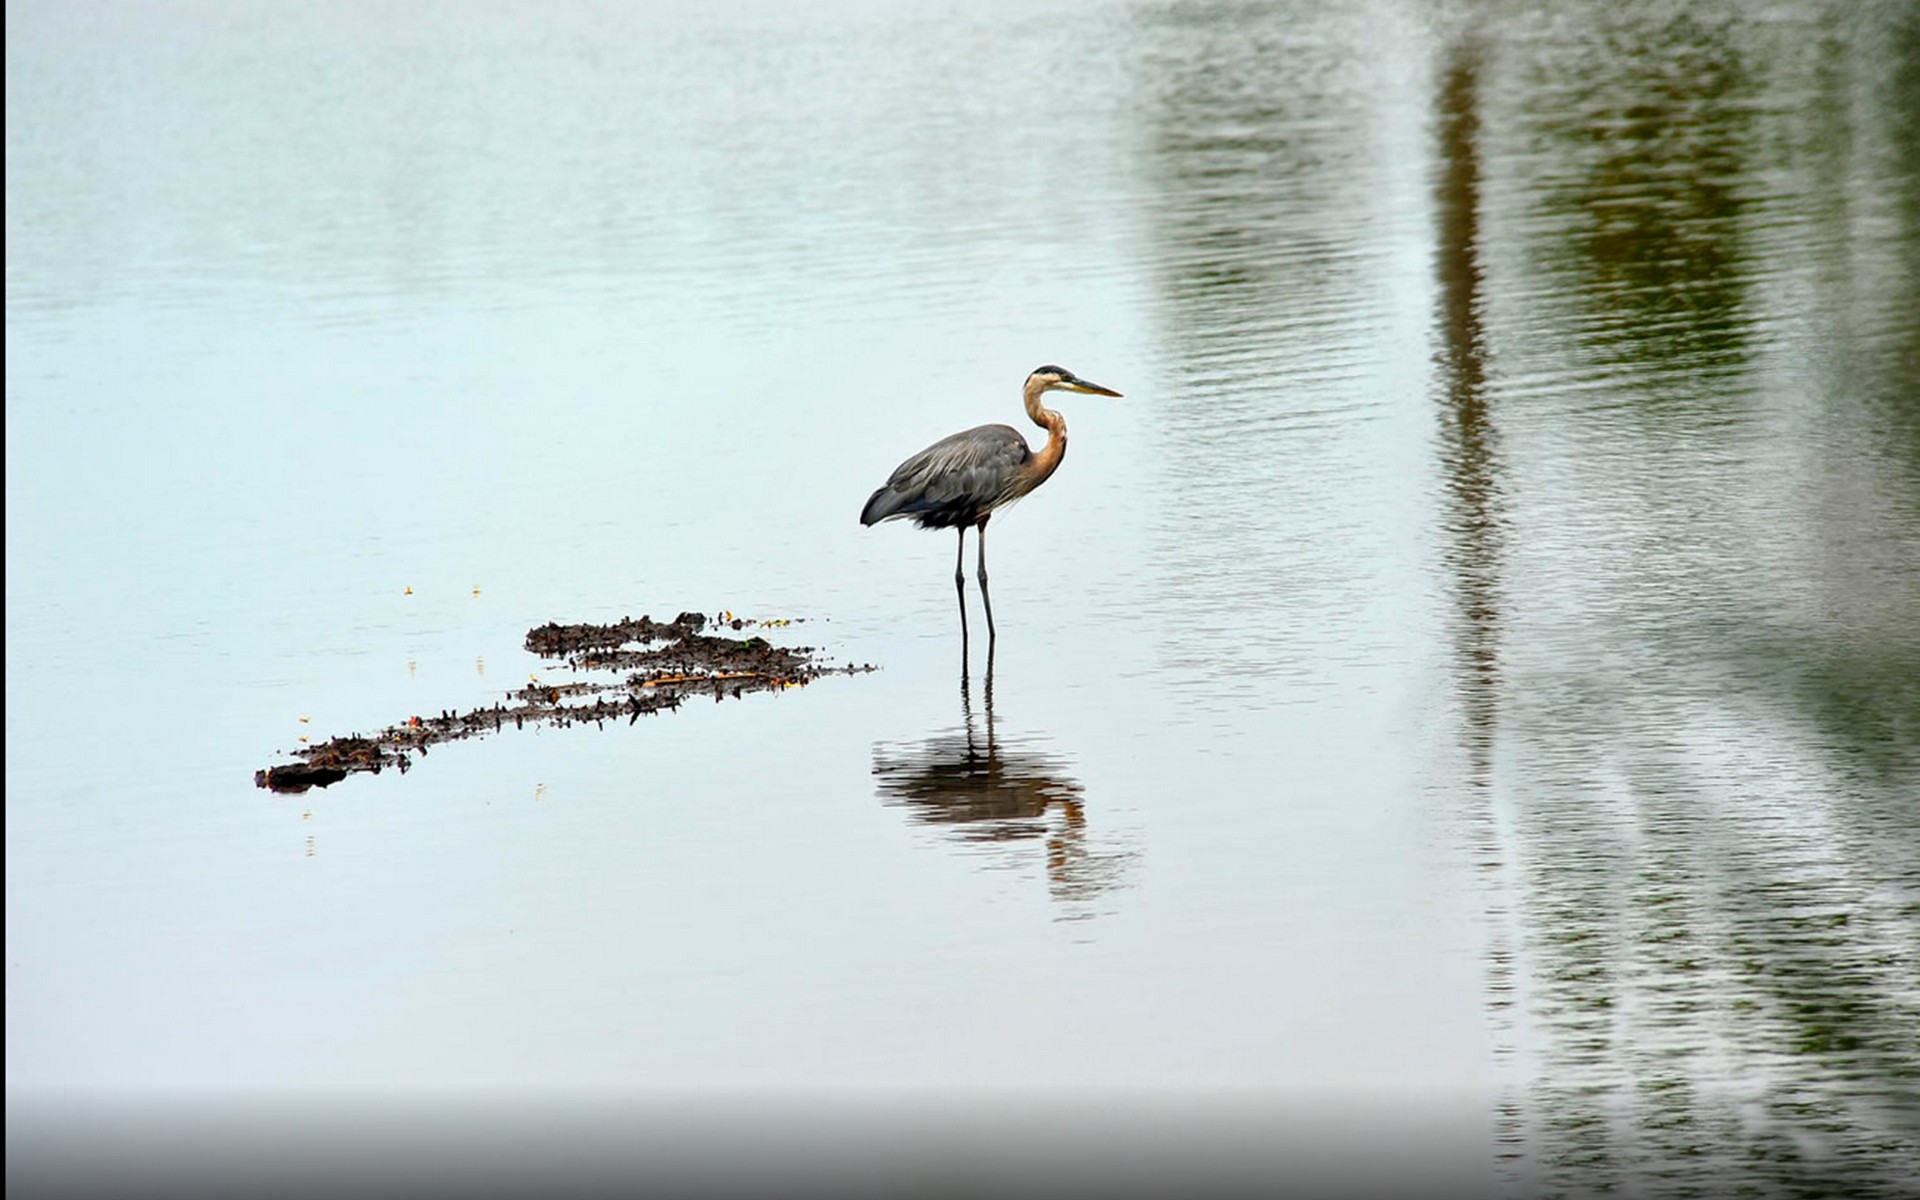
<box><xmin>859</xmin><ymin>364</ymin><xmax>1123</xmax><ymax>638</ymax></box>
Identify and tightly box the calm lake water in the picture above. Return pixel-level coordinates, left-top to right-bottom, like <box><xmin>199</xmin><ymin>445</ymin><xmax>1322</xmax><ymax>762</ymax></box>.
<box><xmin>8</xmin><ymin>0</ymin><xmax>1918</xmax><ymax>1195</ymax></box>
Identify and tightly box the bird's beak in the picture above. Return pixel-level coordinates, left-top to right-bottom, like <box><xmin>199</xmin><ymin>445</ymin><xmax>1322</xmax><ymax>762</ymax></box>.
<box><xmin>1063</xmin><ymin>376</ymin><xmax>1123</xmax><ymax>397</ymax></box>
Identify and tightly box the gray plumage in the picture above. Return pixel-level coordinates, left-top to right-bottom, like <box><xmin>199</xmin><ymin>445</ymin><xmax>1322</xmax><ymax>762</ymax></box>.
<box><xmin>859</xmin><ymin>423</ymin><xmax>1034</xmax><ymax>529</ymax></box>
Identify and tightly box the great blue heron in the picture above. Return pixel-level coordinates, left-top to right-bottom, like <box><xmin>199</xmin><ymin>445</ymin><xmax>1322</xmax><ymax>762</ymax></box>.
<box><xmin>859</xmin><ymin>365</ymin><xmax>1123</xmax><ymax>636</ymax></box>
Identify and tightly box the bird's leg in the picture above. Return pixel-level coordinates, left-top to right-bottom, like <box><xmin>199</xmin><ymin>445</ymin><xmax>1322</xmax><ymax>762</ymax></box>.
<box><xmin>976</xmin><ymin>516</ymin><xmax>996</xmax><ymax>640</ymax></box>
<box><xmin>983</xmin><ymin>634</ymin><xmax>996</xmax><ymax>740</ymax></box>
<box><xmin>954</xmin><ymin>527</ymin><xmax>969</xmax><ymax>641</ymax></box>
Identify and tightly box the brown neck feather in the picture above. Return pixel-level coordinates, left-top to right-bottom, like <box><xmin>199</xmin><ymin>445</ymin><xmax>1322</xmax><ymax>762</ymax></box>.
<box><xmin>1018</xmin><ymin>378</ymin><xmax>1068</xmax><ymax>495</ymax></box>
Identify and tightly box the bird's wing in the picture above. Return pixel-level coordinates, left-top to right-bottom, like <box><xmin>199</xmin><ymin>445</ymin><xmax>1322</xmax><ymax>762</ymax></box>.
<box><xmin>863</xmin><ymin>424</ymin><xmax>1032</xmax><ymax>523</ymax></box>
<box><xmin>891</xmin><ymin>424</ymin><xmax>1032</xmax><ymax>500</ymax></box>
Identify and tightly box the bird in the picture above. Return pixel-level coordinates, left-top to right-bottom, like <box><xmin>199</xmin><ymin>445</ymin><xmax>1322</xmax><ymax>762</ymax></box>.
<box><xmin>860</xmin><ymin>364</ymin><xmax>1122</xmax><ymax>638</ymax></box>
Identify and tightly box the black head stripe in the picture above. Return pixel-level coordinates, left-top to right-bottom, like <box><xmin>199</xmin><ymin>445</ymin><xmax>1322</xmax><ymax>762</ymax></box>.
<box><xmin>1031</xmin><ymin>364</ymin><xmax>1070</xmax><ymax>378</ymax></box>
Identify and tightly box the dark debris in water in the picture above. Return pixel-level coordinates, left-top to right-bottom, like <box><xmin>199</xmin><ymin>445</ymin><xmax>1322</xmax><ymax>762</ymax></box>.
<box><xmin>255</xmin><ymin>611</ymin><xmax>871</xmax><ymax>793</ymax></box>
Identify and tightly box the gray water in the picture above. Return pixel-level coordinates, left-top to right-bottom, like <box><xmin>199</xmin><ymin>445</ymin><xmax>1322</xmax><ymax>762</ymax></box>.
<box><xmin>7</xmin><ymin>0</ymin><xmax>1918</xmax><ymax>1195</ymax></box>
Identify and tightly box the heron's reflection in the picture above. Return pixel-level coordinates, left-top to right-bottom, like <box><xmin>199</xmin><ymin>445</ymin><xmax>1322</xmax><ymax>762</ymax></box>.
<box><xmin>872</xmin><ymin>640</ymin><xmax>1134</xmax><ymax>907</ymax></box>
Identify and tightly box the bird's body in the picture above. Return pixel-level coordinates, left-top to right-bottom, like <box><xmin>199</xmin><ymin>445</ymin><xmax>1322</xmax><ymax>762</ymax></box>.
<box><xmin>858</xmin><ymin>422</ymin><xmax>1054</xmax><ymax>529</ymax></box>
<box><xmin>861</xmin><ymin>365</ymin><xmax>1122</xmax><ymax>638</ymax></box>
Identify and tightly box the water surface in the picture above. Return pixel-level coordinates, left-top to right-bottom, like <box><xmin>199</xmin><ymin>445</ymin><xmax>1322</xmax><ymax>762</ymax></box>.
<box><xmin>8</xmin><ymin>0</ymin><xmax>1917</xmax><ymax>1194</ymax></box>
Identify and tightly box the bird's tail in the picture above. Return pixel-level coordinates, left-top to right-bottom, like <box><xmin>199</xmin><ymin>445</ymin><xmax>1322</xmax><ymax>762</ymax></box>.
<box><xmin>859</xmin><ymin>485</ymin><xmax>904</xmax><ymax>526</ymax></box>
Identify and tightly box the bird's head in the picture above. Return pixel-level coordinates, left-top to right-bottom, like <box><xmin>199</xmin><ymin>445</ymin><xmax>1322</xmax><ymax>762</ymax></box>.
<box><xmin>1028</xmin><ymin>365</ymin><xmax>1123</xmax><ymax>397</ymax></box>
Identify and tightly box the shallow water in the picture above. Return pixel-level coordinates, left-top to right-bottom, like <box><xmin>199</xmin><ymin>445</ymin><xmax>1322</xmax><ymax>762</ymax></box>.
<box><xmin>7</xmin><ymin>0</ymin><xmax>1918</xmax><ymax>1194</ymax></box>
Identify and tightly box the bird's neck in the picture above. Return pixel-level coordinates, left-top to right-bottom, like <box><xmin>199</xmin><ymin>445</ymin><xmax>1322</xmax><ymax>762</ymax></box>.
<box><xmin>1023</xmin><ymin>381</ymin><xmax>1068</xmax><ymax>487</ymax></box>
